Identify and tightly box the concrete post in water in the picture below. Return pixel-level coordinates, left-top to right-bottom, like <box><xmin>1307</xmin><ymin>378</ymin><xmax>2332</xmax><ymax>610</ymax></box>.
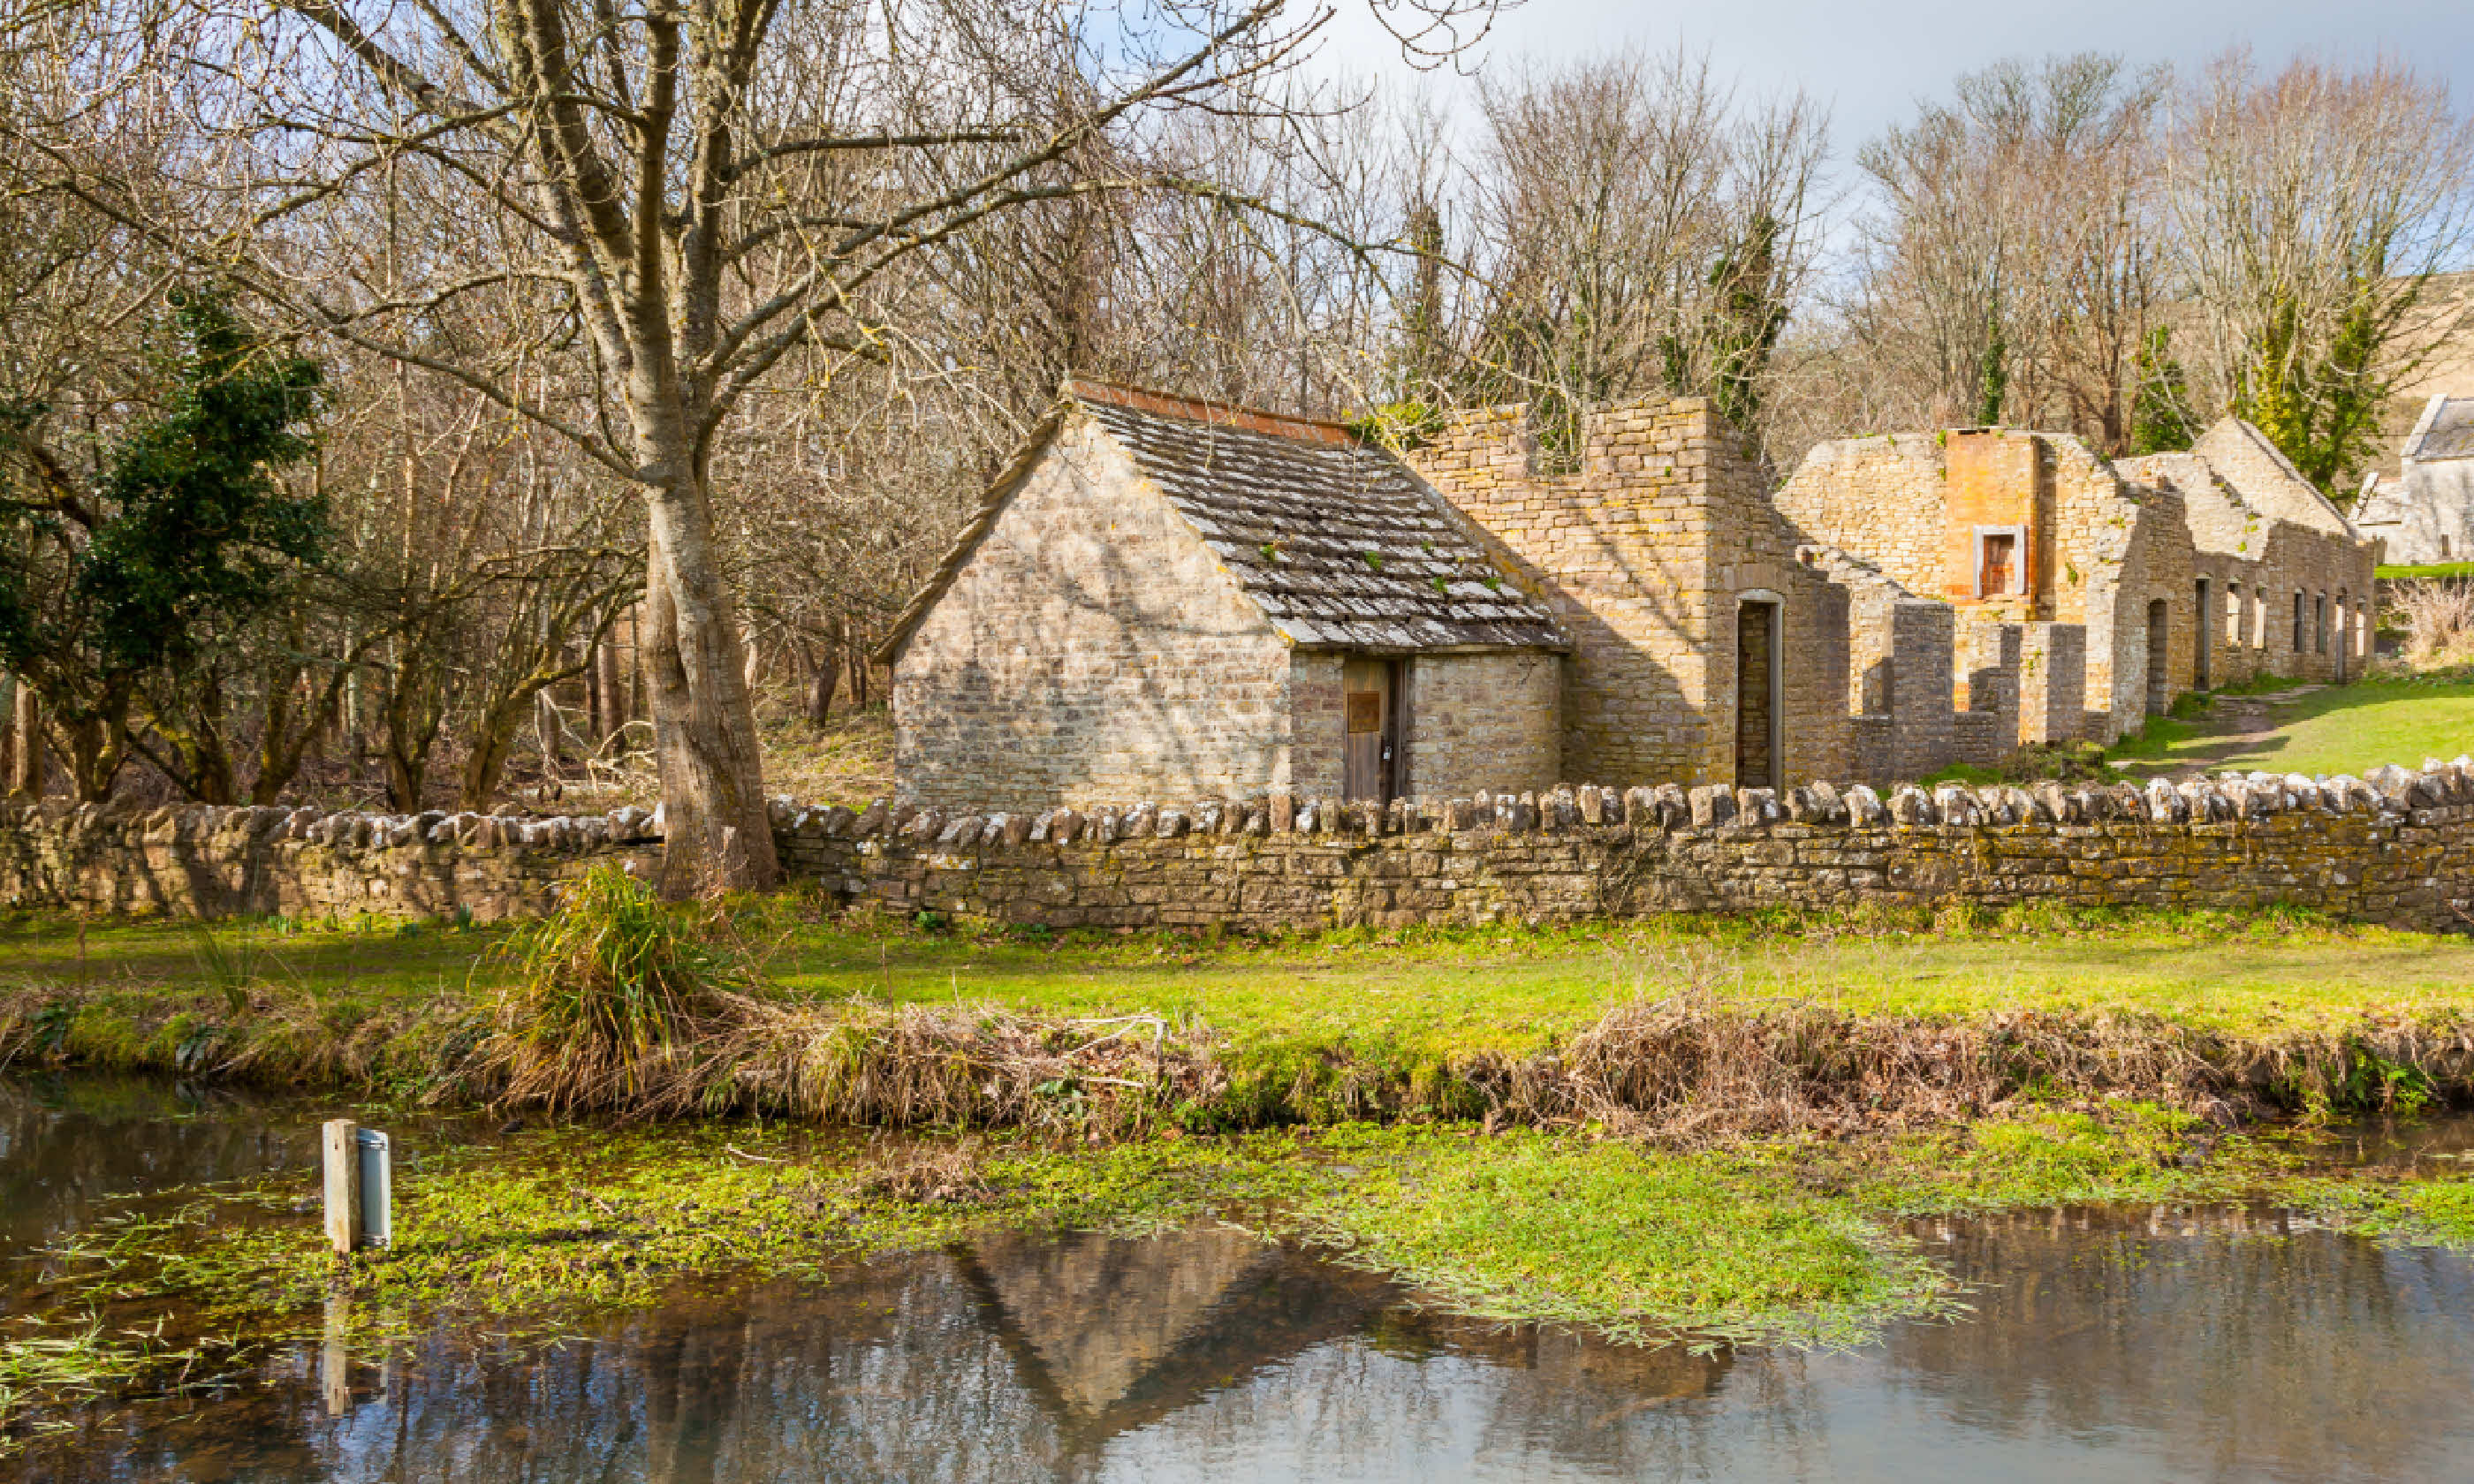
<box><xmin>323</xmin><ymin>1119</ymin><xmax>360</xmax><ymax>1255</ymax></box>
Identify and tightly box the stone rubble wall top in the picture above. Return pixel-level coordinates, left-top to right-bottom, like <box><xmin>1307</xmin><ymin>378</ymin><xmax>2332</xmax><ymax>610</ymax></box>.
<box><xmin>11</xmin><ymin>752</ymin><xmax>2469</xmax><ymax>857</ymax></box>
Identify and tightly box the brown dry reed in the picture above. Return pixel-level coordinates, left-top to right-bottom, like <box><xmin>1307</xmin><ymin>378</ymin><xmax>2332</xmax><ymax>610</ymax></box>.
<box><xmin>2390</xmin><ymin>578</ymin><xmax>2474</xmax><ymax>665</ymax></box>
<box><xmin>6</xmin><ymin>917</ymin><xmax>2471</xmax><ymax>1144</ymax></box>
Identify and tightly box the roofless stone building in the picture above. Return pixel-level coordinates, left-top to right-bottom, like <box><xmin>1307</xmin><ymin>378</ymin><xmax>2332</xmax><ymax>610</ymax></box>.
<box><xmin>881</xmin><ymin>379</ymin><xmax>2379</xmax><ymax>811</ymax></box>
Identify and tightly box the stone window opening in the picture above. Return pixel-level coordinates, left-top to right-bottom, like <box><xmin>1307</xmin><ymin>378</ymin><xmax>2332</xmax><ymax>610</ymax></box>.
<box><xmin>1973</xmin><ymin>526</ymin><xmax>2025</xmax><ymax>598</ymax></box>
<box><xmin>2293</xmin><ymin>592</ymin><xmax>2307</xmax><ymax>654</ymax></box>
<box><xmin>2316</xmin><ymin>594</ymin><xmax>2328</xmax><ymax>655</ymax></box>
<box><xmin>2194</xmin><ymin>577</ymin><xmax>2212</xmax><ymax>690</ymax></box>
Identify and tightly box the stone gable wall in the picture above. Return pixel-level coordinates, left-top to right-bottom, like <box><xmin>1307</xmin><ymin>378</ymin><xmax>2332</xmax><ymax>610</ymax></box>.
<box><xmin>889</xmin><ymin>419</ymin><xmax>1299</xmax><ymax>811</ymax></box>
<box><xmin>2053</xmin><ymin>441</ymin><xmax>2150</xmax><ymax>738</ymax></box>
<box><xmin>1413</xmin><ymin>403</ymin><xmax>1720</xmax><ymax>784</ymax></box>
<box><xmin>1772</xmin><ymin>435</ymin><xmax>1949</xmax><ymax>594</ymax></box>
<box><xmin>10</xmin><ymin>761</ymin><xmax>2474</xmax><ymax>934</ymax></box>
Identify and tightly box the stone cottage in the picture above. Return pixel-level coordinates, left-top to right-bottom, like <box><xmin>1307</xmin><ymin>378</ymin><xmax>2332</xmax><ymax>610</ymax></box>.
<box><xmin>878</xmin><ymin>381</ymin><xmax>1569</xmax><ymax>811</ymax></box>
<box><xmin>2356</xmin><ymin>394</ymin><xmax>2474</xmax><ymax>564</ymax></box>
<box><xmin>884</xmin><ymin>378</ymin><xmax>2379</xmax><ymax>811</ymax></box>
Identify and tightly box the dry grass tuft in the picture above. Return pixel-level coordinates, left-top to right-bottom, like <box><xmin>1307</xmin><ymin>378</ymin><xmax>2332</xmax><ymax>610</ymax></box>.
<box><xmin>2389</xmin><ymin>579</ymin><xmax>2474</xmax><ymax>667</ymax></box>
<box><xmin>851</xmin><ymin>1136</ymin><xmax>993</xmax><ymax>1203</ymax></box>
<box><xmin>477</xmin><ymin>865</ymin><xmax>760</xmax><ymax>1115</ymax></box>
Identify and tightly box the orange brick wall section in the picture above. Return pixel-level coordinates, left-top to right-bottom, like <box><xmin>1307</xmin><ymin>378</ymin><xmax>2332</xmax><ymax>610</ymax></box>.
<box><xmin>1942</xmin><ymin>430</ymin><xmax>2050</xmax><ymax>609</ymax></box>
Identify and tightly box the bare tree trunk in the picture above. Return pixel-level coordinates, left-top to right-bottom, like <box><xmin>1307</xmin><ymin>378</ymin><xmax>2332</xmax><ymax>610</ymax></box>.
<box><xmin>642</xmin><ymin>475</ymin><xmax>780</xmax><ymax>895</ymax></box>
<box><xmin>464</xmin><ymin>685</ymin><xmax>554</xmax><ymax>813</ymax></box>
<box><xmin>61</xmin><ymin>711</ymin><xmax>125</xmax><ymax>804</ymax></box>
<box><xmin>591</xmin><ymin>634</ymin><xmax>626</xmax><ymax>749</ymax></box>
<box><xmin>579</xmin><ymin>638</ymin><xmax>618</xmax><ymax>752</ymax></box>
<box><xmin>535</xmin><ymin>687</ymin><xmax>564</xmax><ymax>776</ymax></box>
<box><xmin>804</xmin><ymin>639</ymin><xmax>839</xmax><ymax>730</ymax></box>
<box><xmin>628</xmin><ymin>602</ymin><xmax>647</xmax><ymax>738</ymax></box>
<box><xmin>1</xmin><ymin>677</ymin><xmax>27</xmax><ymax>796</ymax></box>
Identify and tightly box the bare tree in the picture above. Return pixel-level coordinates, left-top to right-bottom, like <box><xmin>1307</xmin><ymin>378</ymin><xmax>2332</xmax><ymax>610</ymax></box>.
<box><xmin>1841</xmin><ymin>53</ymin><xmax>2167</xmax><ymax>446</ymax></box>
<box><xmin>1446</xmin><ymin>48</ymin><xmax>1829</xmax><ymax>458</ymax></box>
<box><xmin>10</xmin><ymin>0</ymin><xmax>1496</xmax><ymax>888</ymax></box>
<box><xmin>2167</xmin><ymin>50</ymin><xmax>2474</xmax><ymax>492</ymax></box>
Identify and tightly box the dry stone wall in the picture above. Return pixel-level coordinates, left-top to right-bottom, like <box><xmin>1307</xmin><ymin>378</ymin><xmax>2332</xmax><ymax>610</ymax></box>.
<box><xmin>10</xmin><ymin>760</ymin><xmax>2474</xmax><ymax>934</ymax></box>
<box><xmin>0</xmin><ymin>802</ymin><xmax>664</xmax><ymax>922</ymax></box>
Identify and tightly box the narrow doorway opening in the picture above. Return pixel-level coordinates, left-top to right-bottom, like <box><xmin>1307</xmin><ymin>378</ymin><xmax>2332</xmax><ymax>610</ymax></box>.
<box><xmin>2193</xmin><ymin>578</ymin><xmax>2212</xmax><ymax>690</ymax></box>
<box><xmin>1734</xmin><ymin>598</ymin><xmax>1781</xmax><ymax>788</ymax></box>
<box><xmin>2145</xmin><ymin>598</ymin><xmax>2171</xmax><ymax>715</ymax></box>
<box><xmin>1340</xmin><ymin>655</ymin><xmax>1400</xmax><ymax>804</ymax></box>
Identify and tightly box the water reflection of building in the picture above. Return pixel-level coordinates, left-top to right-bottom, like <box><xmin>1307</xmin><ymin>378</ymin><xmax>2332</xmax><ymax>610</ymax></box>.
<box><xmin>959</xmin><ymin>1228</ymin><xmax>1734</xmax><ymax>1462</ymax></box>
<box><xmin>961</xmin><ymin>1227</ymin><xmax>1397</xmax><ymax>1443</ymax></box>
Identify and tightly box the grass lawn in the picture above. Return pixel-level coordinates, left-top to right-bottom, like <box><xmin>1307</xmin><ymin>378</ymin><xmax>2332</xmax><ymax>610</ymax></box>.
<box><xmin>763</xmin><ymin>918</ymin><xmax>2474</xmax><ymax>1053</ymax></box>
<box><xmin>2376</xmin><ymin>562</ymin><xmax>2474</xmax><ymax>581</ymax></box>
<box><xmin>13</xmin><ymin>907</ymin><xmax>2474</xmax><ymax>1064</ymax></box>
<box><xmin>2106</xmin><ymin>671</ymin><xmax>2474</xmax><ymax>778</ymax></box>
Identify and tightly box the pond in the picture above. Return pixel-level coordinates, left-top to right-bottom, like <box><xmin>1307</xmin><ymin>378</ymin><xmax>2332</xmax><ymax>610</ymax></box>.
<box><xmin>4</xmin><ymin>1076</ymin><xmax>2472</xmax><ymax>1482</ymax></box>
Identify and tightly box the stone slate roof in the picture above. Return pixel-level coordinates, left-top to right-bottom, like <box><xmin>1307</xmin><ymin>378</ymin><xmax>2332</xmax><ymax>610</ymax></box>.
<box><xmin>2407</xmin><ymin>396</ymin><xmax>2474</xmax><ymax>463</ymax></box>
<box><xmin>877</xmin><ymin>380</ymin><xmax>1565</xmax><ymax>663</ymax></box>
<box><xmin>1066</xmin><ymin>380</ymin><xmax>1564</xmax><ymax>652</ymax></box>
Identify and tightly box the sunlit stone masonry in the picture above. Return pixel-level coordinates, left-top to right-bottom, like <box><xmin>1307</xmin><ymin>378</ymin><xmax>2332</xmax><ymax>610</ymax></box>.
<box><xmin>5</xmin><ymin>759</ymin><xmax>2473</xmax><ymax>931</ymax></box>
<box><xmin>878</xmin><ymin>379</ymin><xmax>2379</xmax><ymax>815</ymax></box>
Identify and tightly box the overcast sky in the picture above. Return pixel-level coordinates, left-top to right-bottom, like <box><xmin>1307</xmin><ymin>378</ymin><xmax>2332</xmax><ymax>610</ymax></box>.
<box><xmin>1320</xmin><ymin>0</ymin><xmax>2474</xmax><ymax>163</ymax></box>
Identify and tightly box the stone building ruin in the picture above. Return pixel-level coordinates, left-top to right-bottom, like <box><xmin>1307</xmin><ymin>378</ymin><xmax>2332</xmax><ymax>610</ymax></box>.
<box><xmin>882</xmin><ymin>378</ymin><xmax>2379</xmax><ymax>811</ymax></box>
<box><xmin>1779</xmin><ymin>416</ymin><xmax>2379</xmax><ymax>750</ymax></box>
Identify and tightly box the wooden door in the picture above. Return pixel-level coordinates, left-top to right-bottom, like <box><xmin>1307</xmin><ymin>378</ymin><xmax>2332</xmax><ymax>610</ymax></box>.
<box><xmin>2145</xmin><ymin>598</ymin><xmax>2170</xmax><ymax>715</ymax></box>
<box><xmin>1341</xmin><ymin>656</ymin><xmax>1393</xmax><ymax>803</ymax></box>
<box><xmin>1734</xmin><ymin>602</ymin><xmax>1776</xmax><ymax>789</ymax></box>
<box><xmin>1979</xmin><ymin>534</ymin><xmax>2015</xmax><ymax>597</ymax></box>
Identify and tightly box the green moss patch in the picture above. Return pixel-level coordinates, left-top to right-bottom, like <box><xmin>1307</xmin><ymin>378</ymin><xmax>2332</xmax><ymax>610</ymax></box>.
<box><xmin>1291</xmin><ymin>1129</ymin><xmax>1956</xmax><ymax>1347</ymax></box>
